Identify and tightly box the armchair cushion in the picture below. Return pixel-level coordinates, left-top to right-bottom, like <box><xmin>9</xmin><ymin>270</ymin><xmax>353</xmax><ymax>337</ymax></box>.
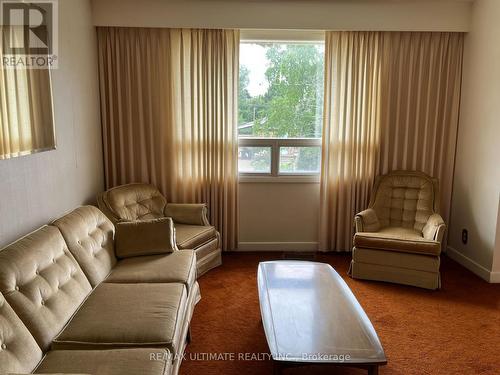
<box><xmin>98</xmin><ymin>183</ymin><xmax>166</xmax><ymax>223</ymax></box>
<box><xmin>175</xmin><ymin>224</ymin><xmax>217</xmax><ymax>250</ymax></box>
<box><xmin>165</xmin><ymin>203</ymin><xmax>209</xmax><ymax>226</ymax></box>
<box><xmin>354</xmin><ymin>227</ymin><xmax>441</xmax><ymax>256</ymax></box>
<box><xmin>115</xmin><ymin>217</ymin><xmax>176</xmax><ymax>258</ymax></box>
<box><xmin>370</xmin><ymin>171</ymin><xmax>437</xmax><ymax>231</ymax></box>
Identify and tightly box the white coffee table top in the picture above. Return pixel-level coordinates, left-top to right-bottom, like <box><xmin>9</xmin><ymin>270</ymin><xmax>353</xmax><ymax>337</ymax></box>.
<box><xmin>257</xmin><ymin>261</ymin><xmax>386</xmax><ymax>365</ymax></box>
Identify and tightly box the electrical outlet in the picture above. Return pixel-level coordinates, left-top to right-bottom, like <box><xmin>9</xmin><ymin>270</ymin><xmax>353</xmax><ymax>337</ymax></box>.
<box><xmin>462</xmin><ymin>229</ymin><xmax>468</xmax><ymax>245</ymax></box>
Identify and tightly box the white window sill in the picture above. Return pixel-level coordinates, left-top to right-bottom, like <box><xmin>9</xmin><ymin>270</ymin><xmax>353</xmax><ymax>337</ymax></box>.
<box><xmin>238</xmin><ymin>174</ymin><xmax>320</xmax><ymax>184</ymax></box>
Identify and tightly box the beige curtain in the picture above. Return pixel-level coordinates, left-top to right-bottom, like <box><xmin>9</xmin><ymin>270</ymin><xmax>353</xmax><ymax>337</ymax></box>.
<box><xmin>319</xmin><ymin>31</ymin><xmax>463</xmax><ymax>252</ymax></box>
<box><xmin>0</xmin><ymin>26</ymin><xmax>54</xmax><ymax>159</ymax></box>
<box><xmin>97</xmin><ymin>27</ymin><xmax>239</xmax><ymax>251</ymax></box>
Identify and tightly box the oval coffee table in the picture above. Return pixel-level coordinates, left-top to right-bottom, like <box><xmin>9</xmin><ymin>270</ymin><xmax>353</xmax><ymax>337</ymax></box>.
<box><xmin>257</xmin><ymin>261</ymin><xmax>387</xmax><ymax>374</ymax></box>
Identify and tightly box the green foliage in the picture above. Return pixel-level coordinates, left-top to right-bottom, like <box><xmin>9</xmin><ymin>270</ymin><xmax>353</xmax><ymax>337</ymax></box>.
<box><xmin>279</xmin><ymin>147</ymin><xmax>321</xmax><ymax>173</ymax></box>
<box><xmin>238</xmin><ymin>66</ymin><xmax>252</xmax><ymax>124</ymax></box>
<box><xmin>296</xmin><ymin>147</ymin><xmax>321</xmax><ymax>171</ymax></box>
<box><xmin>239</xmin><ymin>44</ymin><xmax>324</xmax><ymax>138</ymax></box>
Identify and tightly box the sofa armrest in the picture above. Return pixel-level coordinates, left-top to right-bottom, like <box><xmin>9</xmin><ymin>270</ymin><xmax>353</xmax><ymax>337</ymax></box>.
<box><xmin>422</xmin><ymin>213</ymin><xmax>446</xmax><ymax>242</ymax></box>
<box><xmin>354</xmin><ymin>208</ymin><xmax>381</xmax><ymax>233</ymax></box>
<box><xmin>165</xmin><ymin>203</ymin><xmax>210</xmax><ymax>226</ymax></box>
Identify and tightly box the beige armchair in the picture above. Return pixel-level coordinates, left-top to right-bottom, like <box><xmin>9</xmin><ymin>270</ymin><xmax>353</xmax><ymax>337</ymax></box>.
<box><xmin>98</xmin><ymin>183</ymin><xmax>221</xmax><ymax>276</ymax></box>
<box><xmin>349</xmin><ymin>171</ymin><xmax>446</xmax><ymax>289</ymax></box>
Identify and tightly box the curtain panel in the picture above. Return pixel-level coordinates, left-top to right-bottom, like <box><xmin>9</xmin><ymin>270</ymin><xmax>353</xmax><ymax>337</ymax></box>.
<box><xmin>320</xmin><ymin>31</ymin><xmax>463</xmax><ymax>252</ymax></box>
<box><xmin>97</xmin><ymin>27</ymin><xmax>239</xmax><ymax>251</ymax></box>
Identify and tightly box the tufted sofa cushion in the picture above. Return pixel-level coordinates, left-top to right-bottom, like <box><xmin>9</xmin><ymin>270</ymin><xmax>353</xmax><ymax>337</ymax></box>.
<box><xmin>0</xmin><ymin>226</ymin><xmax>92</xmax><ymax>351</ymax></box>
<box><xmin>0</xmin><ymin>292</ymin><xmax>43</xmax><ymax>374</ymax></box>
<box><xmin>98</xmin><ymin>183</ymin><xmax>167</xmax><ymax>223</ymax></box>
<box><xmin>52</xmin><ymin>206</ymin><xmax>117</xmax><ymax>287</ymax></box>
<box><xmin>370</xmin><ymin>172</ymin><xmax>437</xmax><ymax>232</ymax></box>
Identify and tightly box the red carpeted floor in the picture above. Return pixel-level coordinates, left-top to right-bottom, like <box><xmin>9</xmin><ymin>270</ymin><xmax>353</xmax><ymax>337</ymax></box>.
<box><xmin>182</xmin><ymin>253</ymin><xmax>500</xmax><ymax>375</ymax></box>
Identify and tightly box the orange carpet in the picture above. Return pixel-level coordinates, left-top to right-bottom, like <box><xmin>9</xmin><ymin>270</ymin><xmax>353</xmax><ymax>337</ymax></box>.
<box><xmin>182</xmin><ymin>253</ymin><xmax>500</xmax><ymax>375</ymax></box>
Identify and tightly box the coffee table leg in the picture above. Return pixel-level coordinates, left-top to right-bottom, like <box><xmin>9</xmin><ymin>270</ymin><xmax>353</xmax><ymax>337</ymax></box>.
<box><xmin>273</xmin><ymin>360</ymin><xmax>283</xmax><ymax>375</ymax></box>
<box><xmin>368</xmin><ymin>365</ymin><xmax>379</xmax><ymax>375</ymax></box>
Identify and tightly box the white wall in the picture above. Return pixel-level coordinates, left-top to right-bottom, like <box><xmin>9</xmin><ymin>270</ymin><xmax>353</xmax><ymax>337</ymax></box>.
<box><xmin>0</xmin><ymin>0</ymin><xmax>103</xmax><ymax>247</ymax></box>
<box><xmin>447</xmin><ymin>0</ymin><xmax>500</xmax><ymax>282</ymax></box>
<box><xmin>238</xmin><ymin>182</ymin><xmax>320</xmax><ymax>251</ymax></box>
<box><xmin>91</xmin><ymin>0</ymin><xmax>471</xmax><ymax>31</ymax></box>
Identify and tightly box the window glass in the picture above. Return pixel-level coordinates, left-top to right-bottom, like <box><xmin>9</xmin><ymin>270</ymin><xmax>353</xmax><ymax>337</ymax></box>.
<box><xmin>239</xmin><ymin>43</ymin><xmax>324</xmax><ymax>139</ymax></box>
<box><xmin>238</xmin><ymin>146</ymin><xmax>272</xmax><ymax>173</ymax></box>
<box><xmin>279</xmin><ymin>146</ymin><xmax>321</xmax><ymax>174</ymax></box>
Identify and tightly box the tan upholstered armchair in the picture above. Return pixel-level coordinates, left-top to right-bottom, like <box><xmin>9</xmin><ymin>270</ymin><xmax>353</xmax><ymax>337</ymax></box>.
<box><xmin>98</xmin><ymin>183</ymin><xmax>221</xmax><ymax>276</ymax></box>
<box><xmin>349</xmin><ymin>171</ymin><xmax>446</xmax><ymax>289</ymax></box>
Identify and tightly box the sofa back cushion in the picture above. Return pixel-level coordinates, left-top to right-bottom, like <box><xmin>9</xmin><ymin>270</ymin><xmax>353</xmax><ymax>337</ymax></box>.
<box><xmin>53</xmin><ymin>206</ymin><xmax>117</xmax><ymax>287</ymax></box>
<box><xmin>371</xmin><ymin>171</ymin><xmax>438</xmax><ymax>232</ymax></box>
<box><xmin>0</xmin><ymin>292</ymin><xmax>43</xmax><ymax>374</ymax></box>
<box><xmin>0</xmin><ymin>226</ymin><xmax>92</xmax><ymax>351</ymax></box>
<box><xmin>99</xmin><ymin>183</ymin><xmax>167</xmax><ymax>223</ymax></box>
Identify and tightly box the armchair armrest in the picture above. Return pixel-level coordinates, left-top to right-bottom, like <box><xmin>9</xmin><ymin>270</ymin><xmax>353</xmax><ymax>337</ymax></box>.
<box><xmin>422</xmin><ymin>213</ymin><xmax>446</xmax><ymax>242</ymax></box>
<box><xmin>354</xmin><ymin>208</ymin><xmax>381</xmax><ymax>233</ymax></box>
<box><xmin>165</xmin><ymin>203</ymin><xmax>210</xmax><ymax>226</ymax></box>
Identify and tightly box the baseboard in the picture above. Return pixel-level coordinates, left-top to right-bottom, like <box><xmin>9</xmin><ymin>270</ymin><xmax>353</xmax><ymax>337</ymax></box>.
<box><xmin>236</xmin><ymin>242</ymin><xmax>318</xmax><ymax>252</ymax></box>
<box><xmin>490</xmin><ymin>271</ymin><xmax>500</xmax><ymax>283</ymax></box>
<box><xmin>446</xmin><ymin>246</ymin><xmax>499</xmax><ymax>283</ymax></box>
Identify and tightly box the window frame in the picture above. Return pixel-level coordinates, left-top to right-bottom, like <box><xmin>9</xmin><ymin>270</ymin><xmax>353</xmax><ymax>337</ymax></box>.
<box><xmin>238</xmin><ymin>137</ymin><xmax>322</xmax><ymax>183</ymax></box>
<box><xmin>238</xmin><ymin>33</ymin><xmax>325</xmax><ymax>182</ymax></box>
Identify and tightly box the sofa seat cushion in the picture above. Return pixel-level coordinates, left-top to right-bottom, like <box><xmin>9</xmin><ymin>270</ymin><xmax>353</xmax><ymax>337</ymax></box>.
<box><xmin>35</xmin><ymin>349</ymin><xmax>171</xmax><ymax>375</ymax></box>
<box><xmin>105</xmin><ymin>251</ymin><xmax>197</xmax><ymax>293</ymax></box>
<box><xmin>354</xmin><ymin>227</ymin><xmax>441</xmax><ymax>256</ymax></box>
<box><xmin>175</xmin><ymin>224</ymin><xmax>217</xmax><ymax>250</ymax></box>
<box><xmin>52</xmin><ymin>283</ymin><xmax>187</xmax><ymax>355</ymax></box>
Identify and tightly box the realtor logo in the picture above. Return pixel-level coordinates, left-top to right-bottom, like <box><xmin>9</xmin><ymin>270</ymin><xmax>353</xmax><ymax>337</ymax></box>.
<box><xmin>1</xmin><ymin>0</ymin><xmax>58</xmax><ymax>68</ymax></box>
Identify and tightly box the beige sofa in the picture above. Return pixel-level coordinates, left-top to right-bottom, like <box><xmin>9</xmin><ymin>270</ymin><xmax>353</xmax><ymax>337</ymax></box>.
<box><xmin>0</xmin><ymin>205</ymin><xmax>199</xmax><ymax>375</ymax></box>
<box><xmin>97</xmin><ymin>183</ymin><xmax>222</xmax><ymax>276</ymax></box>
<box><xmin>349</xmin><ymin>171</ymin><xmax>446</xmax><ymax>290</ymax></box>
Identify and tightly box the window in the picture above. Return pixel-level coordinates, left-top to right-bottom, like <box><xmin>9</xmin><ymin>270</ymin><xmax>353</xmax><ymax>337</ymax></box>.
<box><xmin>238</xmin><ymin>41</ymin><xmax>324</xmax><ymax>178</ymax></box>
